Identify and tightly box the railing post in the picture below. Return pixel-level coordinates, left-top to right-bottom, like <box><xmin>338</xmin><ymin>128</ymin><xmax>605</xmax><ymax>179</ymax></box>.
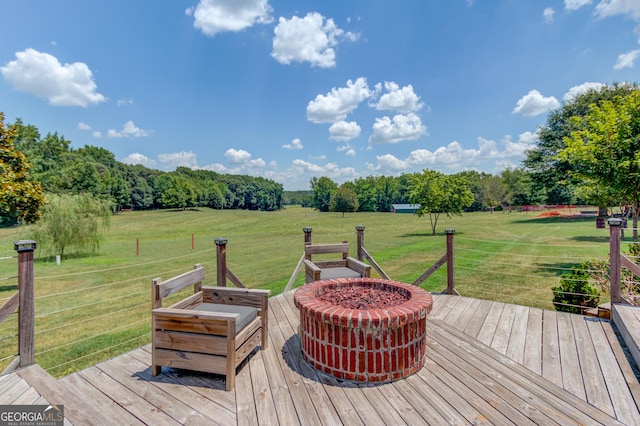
<box><xmin>215</xmin><ymin>238</ymin><xmax>228</xmax><ymax>287</ymax></box>
<box><xmin>303</xmin><ymin>227</ymin><xmax>312</xmax><ymax>245</ymax></box>
<box><xmin>609</xmin><ymin>218</ymin><xmax>623</xmax><ymax>304</ymax></box>
<box><xmin>356</xmin><ymin>225</ymin><xmax>365</xmax><ymax>261</ymax></box>
<box><xmin>14</xmin><ymin>240</ymin><xmax>36</xmax><ymax>367</ymax></box>
<box><xmin>443</xmin><ymin>229</ymin><xmax>457</xmax><ymax>295</ymax></box>
<box><xmin>303</xmin><ymin>227</ymin><xmax>313</xmax><ymax>260</ymax></box>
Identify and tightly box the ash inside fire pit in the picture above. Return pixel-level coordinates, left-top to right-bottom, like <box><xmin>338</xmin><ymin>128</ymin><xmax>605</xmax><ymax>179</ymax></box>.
<box><xmin>316</xmin><ymin>285</ymin><xmax>409</xmax><ymax>309</ymax></box>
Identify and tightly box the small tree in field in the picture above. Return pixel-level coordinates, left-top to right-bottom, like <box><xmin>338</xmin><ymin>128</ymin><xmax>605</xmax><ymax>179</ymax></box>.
<box><xmin>330</xmin><ymin>187</ymin><xmax>359</xmax><ymax>217</ymax></box>
<box><xmin>409</xmin><ymin>170</ymin><xmax>474</xmax><ymax>235</ymax></box>
<box><xmin>31</xmin><ymin>193</ymin><xmax>111</xmax><ymax>258</ymax></box>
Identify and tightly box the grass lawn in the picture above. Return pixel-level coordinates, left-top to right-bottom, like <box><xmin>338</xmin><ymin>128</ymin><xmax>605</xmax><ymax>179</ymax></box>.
<box><xmin>0</xmin><ymin>206</ymin><xmax>619</xmax><ymax>376</ymax></box>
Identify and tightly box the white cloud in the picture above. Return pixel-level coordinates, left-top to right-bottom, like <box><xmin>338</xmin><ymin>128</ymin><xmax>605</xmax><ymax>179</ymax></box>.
<box><xmin>595</xmin><ymin>0</ymin><xmax>640</xmax><ymax>20</ymax></box>
<box><xmin>186</xmin><ymin>0</ymin><xmax>272</xmax><ymax>36</ymax></box>
<box><xmin>563</xmin><ymin>82</ymin><xmax>605</xmax><ymax>101</ymax></box>
<box><xmin>306</xmin><ymin>77</ymin><xmax>372</xmax><ymax>123</ymax></box>
<box><xmin>369</xmin><ymin>113</ymin><xmax>427</xmax><ymax>144</ymax></box>
<box><xmin>372</xmin><ymin>82</ymin><xmax>425</xmax><ymax>113</ymax></box>
<box><xmin>369</xmin><ymin>132</ymin><xmax>538</xmax><ymax>175</ymax></box>
<box><xmin>329</xmin><ymin>121</ymin><xmax>361</xmax><ymax>141</ymax></box>
<box><xmin>543</xmin><ymin>7</ymin><xmax>556</xmax><ymax>23</ymax></box>
<box><xmin>291</xmin><ymin>159</ymin><xmax>357</xmax><ymax>179</ymax></box>
<box><xmin>0</xmin><ymin>48</ymin><xmax>105</xmax><ymax>107</ymax></box>
<box><xmin>614</xmin><ymin>49</ymin><xmax>640</xmax><ymax>69</ymax></box>
<box><xmin>92</xmin><ymin>131</ymin><xmax>102</xmax><ymax>138</ymax></box>
<box><xmin>282</xmin><ymin>138</ymin><xmax>303</xmax><ymax>149</ymax></box>
<box><xmin>272</xmin><ymin>12</ymin><xmax>356</xmax><ymax>68</ymax></box>
<box><xmin>121</xmin><ymin>152</ymin><xmax>157</xmax><ymax>168</ymax></box>
<box><xmin>117</xmin><ymin>98</ymin><xmax>133</xmax><ymax>107</ymax></box>
<box><xmin>512</xmin><ymin>90</ymin><xmax>560</xmax><ymax>117</ymax></box>
<box><xmin>345</xmin><ymin>149</ymin><xmax>356</xmax><ymax>157</ymax></box>
<box><xmin>564</xmin><ymin>0</ymin><xmax>592</xmax><ymax>11</ymax></box>
<box><xmin>77</xmin><ymin>122</ymin><xmax>91</xmax><ymax>130</ymax></box>
<box><xmin>107</xmin><ymin>120</ymin><xmax>150</xmax><ymax>138</ymax></box>
<box><xmin>158</xmin><ymin>151</ymin><xmax>198</xmax><ymax>169</ymax></box>
<box><xmin>225</xmin><ymin>148</ymin><xmax>252</xmax><ymax>163</ymax></box>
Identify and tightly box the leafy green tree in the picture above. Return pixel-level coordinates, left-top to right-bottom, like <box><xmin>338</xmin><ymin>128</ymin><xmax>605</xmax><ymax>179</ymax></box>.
<box><xmin>310</xmin><ymin>176</ymin><xmax>337</xmax><ymax>212</ymax></box>
<box><xmin>500</xmin><ymin>168</ymin><xmax>538</xmax><ymax>206</ymax></box>
<box><xmin>353</xmin><ymin>176</ymin><xmax>377</xmax><ymax>211</ymax></box>
<box><xmin>477</xmin><ymin>174</ymin><xmax>508</xmax><ymax>212</ymax></box>
<box><xmin>130</xmin><ymin>176</ymin><xmax>154</xmax><ymax>210</ymax></box>
<box><xmin>409</xmin><ymin>170</ymin><xmax>474</xmax><ymax>235</ymax></box>
<box><xmin>154</xmin><ymin>174</ymin><xmax>194</xmax><ymax>209</ymax></box>
<box><xmin>559</xmin><ymin>89</ymin><xmax>640</xmax><ymax>239</ymax></box>
<box><xmin>30</xmin><ymin>193</ymin><xmax>111</xmax><ymax>258</ymax></box>
<box><xmin>330</xmin><ymin>187</ymin><xmax>359</xmax><ymax>217</ymax></box>
<box><xmin>0</xmin><ymin>112</ymin><xmax>45</xmax><ymax>225</ymax></box>
<box><xmin>524</xmin><ymin>82</ymin><xmax>638</xmax><ymax>205</ymax></box>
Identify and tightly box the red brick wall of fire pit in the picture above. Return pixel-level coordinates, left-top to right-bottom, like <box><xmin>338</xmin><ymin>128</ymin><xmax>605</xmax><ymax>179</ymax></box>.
<box><xmin>294</xmin><ymin>278</ymin><xmax>433</xmax><ymax>383</ymax></box>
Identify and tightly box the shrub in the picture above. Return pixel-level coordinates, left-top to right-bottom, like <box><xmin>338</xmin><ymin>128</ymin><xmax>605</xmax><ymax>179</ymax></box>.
<box><xmin>552</xmin><ymin>263</ymin><xmax>601</xmax><ymax>314</ymax></box>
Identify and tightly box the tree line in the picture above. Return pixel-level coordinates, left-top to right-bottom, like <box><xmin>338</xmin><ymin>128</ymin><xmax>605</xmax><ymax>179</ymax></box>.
<box><xmin>1</xmin><ymin>118</ymin><xmax>283</xmax><ymax>226</ymax></box>
<box><xmin>306</xmin><ymin>167</ymin><xmax>542</xmax><ymax>214</ymax></box>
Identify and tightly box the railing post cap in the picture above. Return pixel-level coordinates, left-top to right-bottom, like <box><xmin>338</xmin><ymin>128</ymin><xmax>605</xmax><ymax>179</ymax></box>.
<box><xmin>14</xmin><ymin>240</ymin><xmax>37</xmax><ymax>252</ymax></box>
<box><xmin>607</xmin><ymin>218</ymin><xmax>623</xmax><ymax>226</ymax></box>
<box><xmin>214</xmin><ymin>237</ymin><xmax>227</xmax><ymax>245</ymax></box>
<box><xmin>356</xmin><ymin>225</ymin><xmax>365</xmax><ymax>231</ymax></box>
<box><xmin>445</xmin><ymin>229</ymin><xmax>455</xmax><ymax>235</ymax></box>
<box><xmin>303</xmin><ymin>227</ymin><xmax>313</xmax><ymax>233</ymax></box>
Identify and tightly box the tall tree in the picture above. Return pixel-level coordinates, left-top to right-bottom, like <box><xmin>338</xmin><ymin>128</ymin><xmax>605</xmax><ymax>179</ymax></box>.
<box><xmin>0</xmin><ymin>112</ymin><xmax>45</xmax><ymax>225</ymax></box>
<box><xmin>524</xmin><ymin>82</ymin><xmax>638</xmax><ymax>205</ymax></box>
<box><xmin>477</xmin><ymin>174</ymin><xmax>508</xmax><ymax>212</ymax></box>
<box><xmin>501</xmin><ymin>168</ymin><xmax>538</xmax><ymax>206</ymax></box>
<box><xmin>409</xmin><ymin>170</ymin><xmax>474</xmax><ymax>235</ymax></box>
<box><xmin>310</xmin><ymin>176</ymin><xmax>337</xmax><ymax>212</ymax></box>
<box><xmin>560</xmin><ymin>89</ymin><xmax>640</xmax><ymax>239</ymax></box>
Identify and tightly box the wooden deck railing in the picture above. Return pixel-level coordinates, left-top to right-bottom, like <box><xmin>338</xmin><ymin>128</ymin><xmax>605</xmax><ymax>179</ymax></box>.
<box><xmin>0</xmin><ymin>240</ymin><xmax>36</xmax><ymax>374</ymax></box>
<box><xmin>215</xmin><ymin>237</ymin><xmax>246</xmax><ymax>288</ymax></box>
<box><xmin>284</xmin><ymin>225</ymin><xmax>456</xmax><ymax>293</ymax></box>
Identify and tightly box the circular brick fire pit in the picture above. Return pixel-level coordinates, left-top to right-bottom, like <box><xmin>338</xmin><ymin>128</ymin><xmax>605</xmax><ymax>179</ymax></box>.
<box><xmin>294</xmin><ymin>277</ymin><xmax>433</xmax><ymax>383</ymax></box>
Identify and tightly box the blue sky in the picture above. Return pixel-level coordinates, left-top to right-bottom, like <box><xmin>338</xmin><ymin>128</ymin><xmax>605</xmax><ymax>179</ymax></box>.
<box><xmin>1</xmin><ymin>1</ymin><xmax>639</xmax><ymax>190</ymax></box>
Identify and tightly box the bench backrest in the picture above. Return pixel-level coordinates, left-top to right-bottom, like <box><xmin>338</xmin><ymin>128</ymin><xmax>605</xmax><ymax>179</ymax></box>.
<box><xmin>152</xmin><ymin>264</ymin><xmax>205</xmax><ymax>309</ymax></box>
<box><xmin>304</xmin><ymin>242</ymin><xmax>349</xmax><ymax>261</ymax></box>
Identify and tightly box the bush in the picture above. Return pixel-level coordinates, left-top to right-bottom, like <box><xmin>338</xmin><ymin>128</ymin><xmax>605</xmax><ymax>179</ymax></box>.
<box><xmin>552</xmin><ymin>263</ymin><xmax>601</xmax><ymax>314</ymax></box>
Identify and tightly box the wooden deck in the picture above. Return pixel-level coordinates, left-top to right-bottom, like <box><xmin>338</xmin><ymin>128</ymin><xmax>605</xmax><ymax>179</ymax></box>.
<box><xmin>2</xmin><ymin>292</ymin><xmax>640</xmax><ymax>425</ymax></box>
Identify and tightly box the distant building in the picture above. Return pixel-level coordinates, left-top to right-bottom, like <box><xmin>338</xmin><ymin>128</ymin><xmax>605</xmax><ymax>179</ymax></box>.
<box><xmin>391</xmin><ymin>204</ymin><xmax>420</xmax><ymax>213</ymax></box>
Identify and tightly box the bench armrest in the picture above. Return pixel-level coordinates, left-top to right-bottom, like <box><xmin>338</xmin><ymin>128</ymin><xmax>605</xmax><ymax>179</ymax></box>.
<box><xmin>346</xmin><ymin>257</ymin><xmax>371</xmax><ymax>276</ymax></box>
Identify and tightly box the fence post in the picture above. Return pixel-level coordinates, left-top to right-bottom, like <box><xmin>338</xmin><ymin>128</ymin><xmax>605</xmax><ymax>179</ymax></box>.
<box><xmin>608</xmin><ymin>218</ymin><xmax>623</xmax><ymax>304</ymax></box>
<box><xmin>215</xmin><ymin>238</ymin><xmax>228</xmax><ymax>287</ymax></box>
<box><xmin>443</xmin><ymin>229</ymin><xmax>457</xmax><ymax>295</ymax></box>
<box><xmin>14</xmin><ymin>240</ymin><xmax>36</xmax><ymax>367</ymax></box>
<box><xmin>356</xmin><ymin>225</ymin><xmax>365</xmax><ymax>261</ymax></box>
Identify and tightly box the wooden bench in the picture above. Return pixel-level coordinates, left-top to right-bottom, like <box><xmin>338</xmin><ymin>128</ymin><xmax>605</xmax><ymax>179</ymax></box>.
<box><xmin>303</xmin><ymin>242</ymin><xmax>371</xmax><ymax>283</ymax></box>
<box><xmin>151</xmin><ymin>264</ymin><xmax>270</xmax><ymax>391</ymax></box>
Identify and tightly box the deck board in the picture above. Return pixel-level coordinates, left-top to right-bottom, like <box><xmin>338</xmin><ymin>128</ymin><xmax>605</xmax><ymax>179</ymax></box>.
<box><xmin>571</xmin><ymin>314</ymin><xmax>614</xmax><ymax>416</ymax></box>
<box><xmin>1</xmin><ymin>293</ymin><xmax>638</xmax><ymax>425</ymax></box>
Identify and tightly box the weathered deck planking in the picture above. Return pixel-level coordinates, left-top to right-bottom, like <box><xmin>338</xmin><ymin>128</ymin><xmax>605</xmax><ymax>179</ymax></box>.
<box><xmin>1</xmin><ymin>293</ymin><xmax>639</xmax><ymax>425</ymax></box>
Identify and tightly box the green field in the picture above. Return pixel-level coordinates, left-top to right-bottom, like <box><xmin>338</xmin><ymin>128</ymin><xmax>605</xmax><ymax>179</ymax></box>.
<box><xmin>0</xmin><ymin>206</ymin><xmax>619</xmax><ymax>376</ymax></box>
